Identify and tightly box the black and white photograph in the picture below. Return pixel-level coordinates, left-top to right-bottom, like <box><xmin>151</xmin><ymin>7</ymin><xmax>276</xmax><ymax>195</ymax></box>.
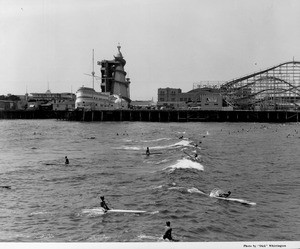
<box><xmin>0</xmin><ymin>1</ymin><xmax>299</xmax><ymax>249</ymax></box>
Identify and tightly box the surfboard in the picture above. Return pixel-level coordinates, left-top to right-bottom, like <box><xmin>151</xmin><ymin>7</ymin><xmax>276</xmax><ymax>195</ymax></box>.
<box><xmin>143</xmin><ymin>152</ymin><xmax>162</xmax><ymax>155</ymax></box>
<box><xmin>164</xmin><ymin>238</ymin><xmax>180</xmax><ymax>242</ymax></box>
<box><xmin>211</xmin><ymin>196</ymin><xmax>256</xmax><ymax>206</ymax></box>
<box><xmin>82</xmin><ymin>208</ymin><xmax>147</xmax><ymax>215</ymax></box>
<box><xmin>107</xmin><ymin>209</ymin><xmax>147</xmax><ymax>213</ymax></box>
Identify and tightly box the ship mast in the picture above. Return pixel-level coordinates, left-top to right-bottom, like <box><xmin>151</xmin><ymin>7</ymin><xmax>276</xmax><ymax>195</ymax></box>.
<box><xmin>92</xmin><ymin>49</ymin><xmax>95</xmax><ymax>89</ymax></box>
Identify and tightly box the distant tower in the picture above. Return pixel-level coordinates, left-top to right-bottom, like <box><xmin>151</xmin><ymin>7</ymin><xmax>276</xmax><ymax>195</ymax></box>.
<box><xmin>98</xmin><ymin>44</ymin><xmax>131</xmax><ymax>102</ymax></box>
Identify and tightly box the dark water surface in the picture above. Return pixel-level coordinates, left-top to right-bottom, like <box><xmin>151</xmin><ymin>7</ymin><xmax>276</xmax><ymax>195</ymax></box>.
<box><xmin>0</xmin><ymin>120</ymin><xmax>299</xmax><ymax>244</ymax></box>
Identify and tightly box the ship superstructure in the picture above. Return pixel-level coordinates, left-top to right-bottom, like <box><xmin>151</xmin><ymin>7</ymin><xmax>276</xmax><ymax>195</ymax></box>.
<box><xmin>98</xmin><ymin>44</ymin><xmax>131</xmax><ymax>102</ymax></box>
<box><xmin>75</xmin><ymin>45</ymin><xmax>131</xmax><ymax>110</ymax></box>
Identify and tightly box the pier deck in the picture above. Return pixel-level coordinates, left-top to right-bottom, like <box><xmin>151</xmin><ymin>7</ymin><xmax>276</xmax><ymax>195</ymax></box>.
<box><xmin>0</xmin><ymin>109</ymin><xmax>299</xmax><ymax>122</ymax></box>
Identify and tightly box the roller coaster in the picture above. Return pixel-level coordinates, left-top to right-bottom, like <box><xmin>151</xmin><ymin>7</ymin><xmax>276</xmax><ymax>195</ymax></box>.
<box><xmin>220</xmin><ymin>61</ymin><xmax>300</xmax><ymax>110</ymax></box>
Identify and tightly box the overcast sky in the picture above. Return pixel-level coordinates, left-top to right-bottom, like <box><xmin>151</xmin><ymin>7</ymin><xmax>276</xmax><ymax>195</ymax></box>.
<box><xmin>1</xmin><ymin>0</ymin><xmax>300</xmax><ymax>100</ymax></box>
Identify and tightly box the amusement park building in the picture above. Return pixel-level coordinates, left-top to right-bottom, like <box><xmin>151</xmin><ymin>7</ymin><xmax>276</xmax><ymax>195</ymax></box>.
<box><xmin>158</xmin><ymin>61</ymin><xmax>300</xmax><ymax>111</ymax></box>
<box><xmin>157</xmin><ymin>87</ymin><xmax>223</xmax><ymax>110</ymax></box>
<box><xmin>221</xmin><ymin>61</ymin><xmax>300</xmax><ymax>110</ymax></box>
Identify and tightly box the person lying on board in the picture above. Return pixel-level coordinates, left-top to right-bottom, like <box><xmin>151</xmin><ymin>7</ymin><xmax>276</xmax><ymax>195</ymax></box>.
<box><xmin>219</xmin><ymin>191</ymin><xmax>231</xmax><ymax>198</ymax></box>
<box><xmin>100</xmin><ymin>196</ymin><xmax>110</xmax><ymax>212</ymax></box>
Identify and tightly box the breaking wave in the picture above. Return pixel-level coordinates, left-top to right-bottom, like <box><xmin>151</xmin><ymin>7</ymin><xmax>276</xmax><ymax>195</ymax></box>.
<box><xmin>164</xmin><ymin>158</ymin><xmax>204</xmax><ymax>172</ymax></box>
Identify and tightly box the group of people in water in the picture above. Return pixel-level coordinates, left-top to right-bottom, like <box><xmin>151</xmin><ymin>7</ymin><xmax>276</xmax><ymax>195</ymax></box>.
<box><xmin>64</xmin><ymin>134</ymin><xmax>231</xmax><ymax>242</ymax></box>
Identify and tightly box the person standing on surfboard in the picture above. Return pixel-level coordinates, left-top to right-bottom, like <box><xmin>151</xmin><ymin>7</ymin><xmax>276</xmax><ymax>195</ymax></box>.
<box><xmin>100</xmin><ymin>196</ymin><xmax>110</xmax><ymax>212</ymax></box>
<box><xmin>163</xmin><ymin>221</ymin><xmax>174</xmax><ymax>241</ymax></box>
<box><xmin>146</xmin><ymin>147</ymin><xmax>150</xmax><ymax>156</ymax></box>
<box><xmin>65</xmin><ymin>156</ymin><xmax>69</xmax><ymax>165</ymax></box>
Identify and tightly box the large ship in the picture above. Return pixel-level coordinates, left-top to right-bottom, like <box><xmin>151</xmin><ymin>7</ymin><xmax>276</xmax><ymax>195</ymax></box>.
<box><xmin>75</xmin><ymin>86</ymin><xmax>127</xmax><ymax>110</ymax></box>
<box><xmin>75</xmin><ymin>45</ymin><xmax>131</xmax><ymax>110</ymax></box>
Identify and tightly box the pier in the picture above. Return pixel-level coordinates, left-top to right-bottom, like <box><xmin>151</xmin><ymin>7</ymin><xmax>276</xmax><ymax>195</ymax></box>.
<box><xmin>1</xmin><ymin>109</ymin><xmax>299</xmax><ymax>123</ymax></box>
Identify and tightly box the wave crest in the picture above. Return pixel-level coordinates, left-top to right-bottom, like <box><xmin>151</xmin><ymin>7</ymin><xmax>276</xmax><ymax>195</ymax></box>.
<box><xmin>165</xmin><ymin>158</ymin><xmax>204</xmax><ymax>172</ymax></box>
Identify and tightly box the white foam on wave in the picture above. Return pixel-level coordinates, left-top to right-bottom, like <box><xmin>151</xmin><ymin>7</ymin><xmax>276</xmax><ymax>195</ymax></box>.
<box><xmin>209</xmin><ymin>188</ymin><xmax>223</xmax><ymax>197</ymax></box>
<box><xmin>155</xmin><ymin>159</ymin><xmax>170</xmax><ymax>165</ymax></box>
<box><xmin>165</xmin><ymin>158</ymin><xmax>204</xmax><ymax>172</ymax></box>
<box><xmin>174</xmin><ymin>140</ymin><xmax>192</xmax><ymax>147</ymax></box>
<box><xmin>140</xmin><ymin>138</ymin><xmax>171</xmax><ymax>142</ymax></box>
<box><xmin>149</xmin><ymin>210</ymin><xmax>159</xmax><ymax>214</ymax></box>
<box><xmin>82</xmin><ymin>208</ymin><xmax>105</xmax><ymax>216</ymax></box>
<box><xmin>114</xmin><ymin>146</ymin><xmax>142</xmax><ymax>150</ymax></box>
<box><xmin>114</xmin><ymin>140</ymin><xmax>191</xmax><ymax>151</ymax></box>
<box><xmin>187</xmin><ymin>187</ymin><xmax>207</xmax><ymax>195</ymax></box>
<box><xmin>150</xmin><ymin>140</ymin><xmax>192</xmax><ymax>150</ymax></box>
<box><xmin>29</xmin><ymin>211</ymin><xmax>50</xmax><ymax>216</ymax></box>
<box><xmin>151</xmin><ymin>185</ymin><xmax>163</xmax><ymax>189</ymax></box>
<box><xmin>168</xmin><ymin>186</ymin><xmax>186</xmax><ymax>190</ymax></box>
<box><xmin>137</xmin><ymin>234</ymin><xmax>161</xmax><ymax>241</ymax></box>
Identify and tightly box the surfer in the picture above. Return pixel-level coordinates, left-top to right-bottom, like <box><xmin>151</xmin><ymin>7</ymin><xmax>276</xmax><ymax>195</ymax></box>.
<box><xmin>65</xmin><ymin>156</ymin><xmax>69</xmax><ymax>165</ymax></box>
<box><xmin>163</xmin><ymin>221</ymin><xmax>174</xmax><ymax>241</ymax></box>
<box><xmin>100</xmin><ymin>196</ymin><xmax>110</xmax><ymax>212</ymax></box>
<box><xmin>219</xmin><ymin>191</ymin><xmax>231</xmax><ymax>198</ymax></box>
<box><xmin>146</xmin><ymin>147</ymin><xmax>150</xmax><ymax>156</ymax></box>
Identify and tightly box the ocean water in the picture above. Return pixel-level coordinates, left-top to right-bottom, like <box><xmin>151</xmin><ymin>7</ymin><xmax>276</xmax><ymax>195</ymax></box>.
<box><xmin>0</xmin><ymin>119</ymin><xmax>299</xmax><ymax>243</ymax></box>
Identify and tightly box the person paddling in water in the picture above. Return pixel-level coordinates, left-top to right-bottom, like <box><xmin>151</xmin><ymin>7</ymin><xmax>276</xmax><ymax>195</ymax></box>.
<box><xmin>146</xmin><ymin>147</ymin><xmax>150</xmax><ymax>156</ymax></box>
<box><xmin>100</xmin><ymin>196</ymin><xmax>110</xmax><ymax>212</ymax></box>
<box><xmin>65</xmin><ymin>156</ymin><xmax>69</xmax><ymax>165</ymax></box>
<box><xmin>219</xmin><ymin>191</ymin><xmax>231</xmax><ymax>198</ymax></box>
<box><xmin>163</xmin><ymin>221</ymin><xmax>175</xmax><ymax>241</ymax></box>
